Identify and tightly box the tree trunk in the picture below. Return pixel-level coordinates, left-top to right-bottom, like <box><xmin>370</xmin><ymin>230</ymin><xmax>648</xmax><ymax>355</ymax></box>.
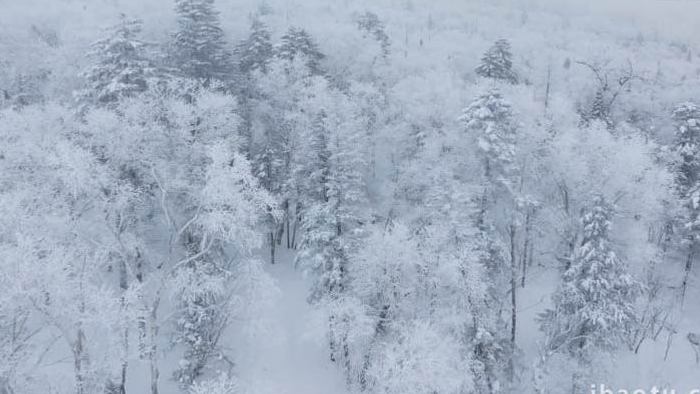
<box><xmin>276</xmin><ymin>223</ymin><xmax>284</xmax><ymax>246</ymax></box>
<box><xmin>509</xmin><ymin>224</ymin><xmax>517</xmax><ymax>384</ymax></box>
<box><xmin>570</xmin><ymin>371</ymin><xmax>580</xmax><ymax>394</ymax></box>
<box><xmin>269</xmin><ymin>232</ymin><xmax>275</xmax><ymax>264</ymax></box>
<box><xmin>118</xmin><ymin>261</ymin><xmax>128</xmax><ymax>394</ymax></box>
<box><xmin>664</xmin><ymin>330</ymin><xmax>675</xmax><ymax>361</ymax></box>
<box><xmin>544</xmin><ymin>64</ymin><xmax>551</xmax><ymax>114</ymax></box>
<box><xmin>328</xmin><ymin>313</ymin><xmax>337</xmax><ymax>362</ymax></box>
<box><xmin>510</xmin><ymin>224</ymin><xmax>517</xmax><ymax>345</ymax></box>
<box><xmin>277</xmin><ymin>200</ymin><xmax>288</xmax><ymax>246</ymax></box>
<box><xmin>74</xmin><ymin>276</ymin><xmax>89</xmax><ymax>394</ymax></box>
<box><xmin>118</xmin><ymin>326</ymin><xmax>128</xmax><ymax>394</ymax></box>
<box><xmin>681</xmin><ymin>246</ymin><xmax>695</xmax><ymax>305</ymax></box>
<box><xmin>135</xmin><ymin>252</ymin><xmax>147</xmax><ymax>360</ymax></box>
<box><xmin>286</xmin><ymin>218</ymin><xmax>291</xmax><ymax>249</ymax></box>
<box><xmin>291</xmin><ymin>214</ymin><xmax>299</xmax><ymax>250</ymax></box>
<box><xmin>521</xmin><ymin>209</ymin><xmax>532</xmax><ymax>288</ymax></box>
<box><xmin>73</xmin><ymin>325</ymin><xmax>88</xmax><ymax>394</ymax></box>
<box><xmin>520</xmin><ymin>245</ymin><xmax>528</xmax><ymax>288</ymax></box>
<box><xmin>532</xmin><ymin>353</ymin><xmax>548</xmax><ymax>394</ymax></box>
<box><xmin>149</xmin><ymin>304</ymin><xmax>160</xmax><ymax>394</ymax></box>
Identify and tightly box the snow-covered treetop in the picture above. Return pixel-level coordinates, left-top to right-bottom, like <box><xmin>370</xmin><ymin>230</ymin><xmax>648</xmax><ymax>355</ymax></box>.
<box><xmin>475</xmin><ymin>39</ymin><xmax>518</xmax><ymax>84</ymax></box>
<box><xmin>81</xmin><ymin>15</ymin><xmax>153</xmax><ymax>105</ymax></box>
<box><xmin>460</xmin><ymin>89</ymin><xmax>519</xmax><ymax>190</ymax></box>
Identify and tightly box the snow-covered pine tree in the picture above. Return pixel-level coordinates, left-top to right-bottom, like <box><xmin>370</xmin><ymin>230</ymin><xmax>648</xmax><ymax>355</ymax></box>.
<box><xmin>172</xmin><ymin>0</ymin><xmax>233</xmax><ymax>82</ymax></box>
<box><xmin>672</xmin><ymin>101</ymin><xmax>700</xmax><ymax>299</ymax></box>
<box><xmin>296</xmin><ymin>104</ymin><xmax>367</xmax><ymax>300</ymax></box>
<box><xmin>475</xmin><ymin>39</ymin><xmax>518</xmax><ymax>84</ymax></box>
<box><xmin>172</xmin><ymin>250</ymin><xmax>230</xmax><ymax>388</ymax></box>
<box><xmin>321</xmin><ymin>103</ymin><xmax>368</xmax><ymax>242</ymax></box>
<box><xmin>293</xmin><ymin>110</ymin><xmax>332</xmax><ymax>205</ymax></box>
<box><xmin>235</xmin><ymin>19</ymin><xmax>275</xmax><ymax>157</ymax></box>
<box><xmin>468</xmin><ymin>209</ymin><xmax>511</xmax><ymax>394</ymax></box>
<box><xmin>236</xmin><ymin>19</ymin><xmax>274</xmax><ymax>75</ymax></box>
<box><xmin>291</xmin><ymin>90</ymin><xmax>369</xmax><ymax>376</ymax></box>
<box><xmin>427</xmin><ymin>147</ymin><xmax>510</xmax><ymax>394</ymax></box>
<box><xmin>356</xmin><ymin>12</ymin><xmax>391</xmax><ymax>59</ymax></box>
<box><xmin>253</xmin><ymin>122</ymin><xmax>288</xmax><ymax>264</ymax></box>
<box><xmin>584</xmin><ymin>89</ymin><xmax>613</xmax><ymax>129</ymax></box>
<box><xmin>81</xmin><ymin>15</ymin><xmax>152</xmax><ymax>106</ymax></box>
<box><xmin>539</xmin><ymin>195</ymin><xmax>640</xmax><ymax>390</ymax></box>
<box><xmin>292</xmin><ymin>109</ymin><xmax>343</xmax><ymax>297</ymax></box>
<box><xmin>248</xmin><ymin>58</ymin><xmax>323</xmax><ymax>263</ymax></box>
<box><xmin>460</xmin><ymin>90</ymin><xmax>519</xmax><ymax>193</ymax></box>
<box><xmin>460</xmin><ymin>89</ymin><xmax>521</xmax><ymax>385</ymax></box>
<box><xmin>3</xmin><ymin>71</ymin><xmax>50</xmax><ymax>108</ymax></box>
<box><xmin>277</xmin><ymin>27</ymin><xmax>325</xmax><ymax>75</ymax></box>
<box><xmin>298</xmin><ymin>204</ymin><xmax>347</xmax><ymax>301</ymax></box>
<box><xmin>673</xmin><ymin>102</ymin><xmax>700</xmax><ymax>200</ymax></box>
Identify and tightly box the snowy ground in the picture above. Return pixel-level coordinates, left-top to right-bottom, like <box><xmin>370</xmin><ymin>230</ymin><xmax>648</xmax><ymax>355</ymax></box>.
<box><xmin>229</xmin><ymin>247</ymin><xmax>350</xmax><ymax>394</ymax></box>
<box><xmin>231</xmin><ymin>248</ymin><xmax>700</xmax><ymax>394</ymax></box>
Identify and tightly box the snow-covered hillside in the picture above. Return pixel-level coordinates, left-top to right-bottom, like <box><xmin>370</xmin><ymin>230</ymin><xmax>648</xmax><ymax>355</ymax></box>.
<box><xmin>1</xmin><ymin>0</ymin><xmax>700</xmax><ymax>393</ymax></box>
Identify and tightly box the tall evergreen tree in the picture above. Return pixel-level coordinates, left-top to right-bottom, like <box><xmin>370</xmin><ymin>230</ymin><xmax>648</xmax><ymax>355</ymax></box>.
<box><xmin>277</xmin><ymin>27</ymin><xmax>325</xmax><ymax>75</ymax></box>
<box><xmin>235</xmin><ymin>19</ymin><xmax>275</xmax><ymax>157</ymax></box>
<box><xmin>81</xmin><ymin>15</ymin><xmax>152</xmax><ymax>105</ymax></box>
<box><xmin>672</xmin><ymin>102</ymin><xmax>700</xmax><ymax>299</ymax></box>
<box><xmin>296</xmin><ymin>106</ymin><xmax>367</xmax><ymax>300</ymax></box>
<box><xmin>584</xmin><ymin>89</ymin><xmax>613</xmax><ymax>129</ymax></box>
<box><xmin>356</xmin><ymin>12</ymin><xmax>391</xmax><ymax>59</ymax></box>
<box><xmin>461</xmin><ymin>89</ymin><xmax>521</xmax><ymax>386</ymax></box>
<box><xmin>172</xmin><ymin>0</ymin><xmax>232</xmax><ymax>81</ymax></box>
<box><xmin>468</xmin><ymin>203</ymin><xmax>511</xmax><ymax>394</ymax></box>
<box><xmin>460</xmin><ymin>90</ymin><xmax>519</xmax><ymax>192</ymax></box>
<box><xmin>673</xmin><ymin>102</ymin><xmax>700</xmax><ymax>199</ymax></box>
<box><xmin>236</xmin><ymin>19</ymin><xmax>274</xmax><ymax>75</ymax></box>
<box><xmin>475</xmin><ymin>39</ymin><xmax>518</xmax><ymax>84</ymax></box>
<box><xmin>253</xmin><ymin>120</ymin><xmax>288</xmax><ymax>264</ymax></box>
<box><xmin>539</xmin><ymin>195</ymin><xmax>639</xmax><ymax>390</ymax></box>
<box><xmin>295</xmin><ymin>108</ymin><xmax>363</xmax><ymax>369</ymax></box>
<box><xmin>172</xmin><ymin>257</ymin><xmax>228</xmax><ymax>388</ymax></box>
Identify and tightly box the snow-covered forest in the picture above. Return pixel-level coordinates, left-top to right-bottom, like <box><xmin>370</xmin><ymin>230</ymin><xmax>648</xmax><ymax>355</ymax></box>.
<box><xmin>1</xmin><ymin>0</ymin><xmax>700</xmax><ymax>393</ymax></box>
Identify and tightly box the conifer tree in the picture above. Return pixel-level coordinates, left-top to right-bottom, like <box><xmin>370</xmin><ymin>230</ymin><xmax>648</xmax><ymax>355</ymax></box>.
<box><xmin>468</xmin><ymin>210</ymin><xmax>511</xmax><ymax>393</ymax></box>
<box><xmin>540</xmin><ymin>195</ymin><xmax>639</xmax><ymax>390</ymax></box>
<box><xmin>296</xmin><ymin>105</ymin><xmax>367</xmax><ymax>300</ymax></box>
<box><xmin>672</xmin><ymin>102</ymin><xmax>700</xmax><ymax>299</ymax></box>
<box><xmin>461</xmin><ymin>89</ymin><xmax>521</xmax><ymax>385</ymax></box>
<box><xmin>235</xmin><ymin>19</ymin><xmax>275</xmax><ymax>157</ymax></box>
<box><xmin>253</xmin><ymin>122</ymin><xmax>288</xmax><ymax>264</ymax></box>
<box><xmin>277</xmin><ymin>27</ymin><xmax>325</xmax><ymax>75</ymax></box>
<box><xmin>673</xmin><ymin>102</ymin><xmax>700</xmax><ymax>200</ymax></box>
<box><xmin>236</xmin><ymin>19</ymin><xmax>274</xmax><ymax>75</ymax></box>
<box><xmin>82</xmin><ymin>15</ymin><xmax>152</xmax><ymax>105</ymax></box>
<box><xmin>357</xmin><ymin>12</ymin><xmax>391</xmax><ymax>59</ymax></box>
<box><xmin>172</xmin><ymin>0</ymin><xmax>233</xmax><ymax>82</ymax></box>
<box><xmin>172</xmin><ymin>257</ymin><xmax>229</xmax><ymax>388</ymax></box>
<box><xmin>460</xmin><ymin>90</ymin><xmax>519</xmax><ymax>192</ymax></box>
<box><xmin>585</xmin><ymin>89</ymin><xmax>613</xmax><ymax>129</ymax></box>
<box><xmin>475</xmin><ymin>39</ymin><xmax>518</xmax><ymax>84</ymax></box>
